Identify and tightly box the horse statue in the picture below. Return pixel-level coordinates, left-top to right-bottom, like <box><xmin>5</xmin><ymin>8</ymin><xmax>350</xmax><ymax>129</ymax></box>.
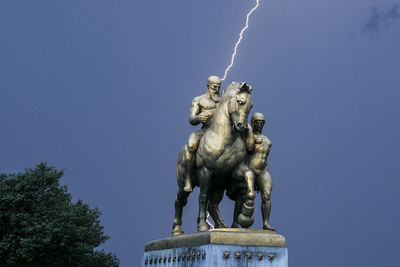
<box><xmin>172</xmin><ymin>82</ymin><xmax>256</xmax><ymax>235</ymax></box>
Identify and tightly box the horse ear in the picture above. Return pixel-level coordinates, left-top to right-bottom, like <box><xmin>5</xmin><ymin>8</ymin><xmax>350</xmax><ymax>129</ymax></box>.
<box><xmin>248</xmin><ymin>85</ymin><xmax>252</xmax><ymax>95</ymax></box>
<box><xmin>240</xmin><ymin>82</ymin><xmax>247</xmax><ymax>90</ymax></box>
<box><xmin>239</xmin><ymin>82</ymin><xmax>251</xmax><ymax>94</ymax></box>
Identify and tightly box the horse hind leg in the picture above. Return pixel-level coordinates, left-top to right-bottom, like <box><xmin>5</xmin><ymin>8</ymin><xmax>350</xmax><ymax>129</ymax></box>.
<box><xmin>231</xmin><ymin>188</ymin><xmax>247</xmax><ymax>228</ymax></box>
<box><xmin>207</xmin><ymin>189</ymin><xmax>227</xmax><ymax>229</ymax></box>
<box><xmin>197</xmin><ymin>168</ymin><xmax>212</xmax><ymax>232</ymax></box>
<box><xmin>172</xmin><ymin>187</ymin><xmax>190</xmax><ymax>236</ymax></box>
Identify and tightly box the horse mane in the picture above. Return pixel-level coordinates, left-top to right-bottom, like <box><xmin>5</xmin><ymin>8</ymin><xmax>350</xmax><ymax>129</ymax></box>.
<box><xmin>221</xmin><ymin>82</ymin><xmax>252</xmax><ymax>103</ymax></box>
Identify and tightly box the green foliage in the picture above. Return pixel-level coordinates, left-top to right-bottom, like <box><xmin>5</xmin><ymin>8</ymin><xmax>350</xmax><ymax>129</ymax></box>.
<box><xmin>0</xmin><ymin>162</ymin><xmax>119</xmax><ymax>267</ymax></box>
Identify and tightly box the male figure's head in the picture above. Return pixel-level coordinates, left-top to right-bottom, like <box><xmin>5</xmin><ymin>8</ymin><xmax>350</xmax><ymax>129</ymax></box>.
<box><xmin>207</xmin><ymin>75</ymin><xmax>221</xmax><ymax>102</ymax></box>
<box><xmin>251</xmin><ymin>112</ymin><xmax>265</xmax><ymax>134</ymax></box>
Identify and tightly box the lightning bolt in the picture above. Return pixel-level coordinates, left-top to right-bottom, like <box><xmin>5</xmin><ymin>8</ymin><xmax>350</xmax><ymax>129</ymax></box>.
<box><xmin>221</xmin><ymin>0</ymin><xmax>260</xmax><ymax>81</ymax></box>
<box><xmin>206</xmin><ymin>212</ymin><xmax>214</xmax><ymax>229</ymax></box>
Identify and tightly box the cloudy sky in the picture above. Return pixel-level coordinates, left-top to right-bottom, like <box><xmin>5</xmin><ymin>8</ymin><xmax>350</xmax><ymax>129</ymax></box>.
<box><xmin>1</xmin><ymin>0</ymin><xmax>399</xmax><ymax>266</ymax></box>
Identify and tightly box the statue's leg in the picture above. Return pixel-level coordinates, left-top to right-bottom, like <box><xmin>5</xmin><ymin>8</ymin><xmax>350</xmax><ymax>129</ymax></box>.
<box><xmin>172</xmin><ymin>186</ymin><xmax>190</xmax><ymax>236</ymax></box>
<box><xmin>257</xmin><ymin>170</ymin><xmax>275</xmax><ymax>231</ymax></box>
<box><xmin>184</xmin><ymin>130</ymin><xmax>203</xmax><ymax>192</ymax></box>
<box><xmin>197</xmin><ymin>167</ymin><xmax>211</xmax><ymax>232</ymax></box>
<box><xmin>207</xmin><ymin>188</ymin><xmax>227</xmax><ymax>228</ymax></box>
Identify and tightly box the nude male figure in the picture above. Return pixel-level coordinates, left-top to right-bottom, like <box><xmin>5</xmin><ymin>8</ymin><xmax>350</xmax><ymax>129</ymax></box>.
<box><xmin>247</xmin><ymin>112</ymin><xmax>275</xmax><ymax>230</ymax></box>
<box><xmin>183</xmin><ymin>75</ymin><xmax>221</xmax><ymax>192</ymax></box>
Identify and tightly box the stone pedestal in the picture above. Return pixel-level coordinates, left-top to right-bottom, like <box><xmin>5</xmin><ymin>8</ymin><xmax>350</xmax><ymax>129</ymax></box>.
<box><xmin>142</xmin><ymin>229</ymin><xmax>288</xmax><ymax>266</ymax></box>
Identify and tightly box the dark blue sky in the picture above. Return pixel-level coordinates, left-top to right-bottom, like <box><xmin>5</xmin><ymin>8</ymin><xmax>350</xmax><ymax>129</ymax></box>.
<box><xmin>1</xmin><ymin>0</ymin><xmax>400</xmax><ymax>266</ymax></box>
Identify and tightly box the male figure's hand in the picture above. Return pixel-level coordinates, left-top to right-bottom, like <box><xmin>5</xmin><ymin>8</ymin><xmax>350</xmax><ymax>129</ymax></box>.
<box><xmin>254</xmin><ymin>136</ymin><xmax>263</xmax><ymax>144</ymax></box>
<box><xmin>198</xmin><ymin>112</ymin><xmax>210</xmax><ymax>123</ymax></box>
<box><xmin>247</xmin><ymin>124</ymin><xmax>253</xmax><ymax>134</ymax></box>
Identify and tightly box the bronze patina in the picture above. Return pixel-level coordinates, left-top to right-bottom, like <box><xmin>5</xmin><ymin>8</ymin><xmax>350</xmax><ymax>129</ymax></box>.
<box><xmin>172</xmin><ymin>77</ymin><xmax>275</xmax><ymax>235</ymax></box>
<box><xmin>182</xmin><ymin>76</ymin><xmax>222</xmax><ymax>193</ymax></box>
<box><xmin>230</xmin><ymin>112</ymin><xmax>275</xmax><ymax>230</ymax></box>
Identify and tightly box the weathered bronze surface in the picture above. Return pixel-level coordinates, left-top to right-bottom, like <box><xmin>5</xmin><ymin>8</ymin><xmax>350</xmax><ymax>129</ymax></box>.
<box><xmin>230</xmin><ymin>112</ymin><xmax>275</xmax><ymax>230</ymax></box>
<box><xmin>173</xmin><ymin>78</ymin><xmax>256</xmax><ymax>235</ymax></box>
<box><xmin>182</xmin><ymin>76</ymin><xmax>222</xmax><ymax>193</ymax></box>
<box><xmin>171</xmin><ymin>76</ymin><xmax>278</xmax><ymax>236</ymax></box>
<box><xmin>145</xmin><ymin>229</ymin><xmax>286</xmax><ymax>252</ymax></box>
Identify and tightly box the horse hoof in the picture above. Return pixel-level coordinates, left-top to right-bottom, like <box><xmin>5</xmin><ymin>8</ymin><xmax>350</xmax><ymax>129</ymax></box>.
<box><xmin>238</xmin><ymin>213</ymin><xmax>254</xmax><ymax>228</ymax></box>
<box><xmin>171</xmin><ymin>226</ymin><xmax>184</xmax><ymax>236</ymax></box>
<box><xmin>215</xmin><ymin>222</ymin><xmax>228</xmax><ymax>229</ymax></box>
<box><xmin>241</xmin><ymin>203</ymin><xmax>255</xmax><ymax>216</ymax></box>
<box><xmin>197</xmin><ymin>222</ymin><xmax>209</xmax><ymax>232</ymax></box>
<box><xmin>231</xmin><ymin>222</ymin><xmax>240</xmax><ymax>228</ymax></box>
<box><xmin>245</xmin><ymin>199</ymin><xmax>255</xmax><ymax>206</ymax></box>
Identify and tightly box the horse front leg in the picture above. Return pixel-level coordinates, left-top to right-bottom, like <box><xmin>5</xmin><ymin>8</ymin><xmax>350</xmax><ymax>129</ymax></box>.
<box><xmin>237</xmin><ymin>170</ymin><xmax>256</xmax><ymax>228</ymax></box>
<box><xmin>245</xmin><ymin>170</ymin><xmax>255</xmax><ymax>203</ymax></box>
<box><xmin>197</xmin><ymin>167</ymin><xmax>211</xmax><ymax>232</ymax></box>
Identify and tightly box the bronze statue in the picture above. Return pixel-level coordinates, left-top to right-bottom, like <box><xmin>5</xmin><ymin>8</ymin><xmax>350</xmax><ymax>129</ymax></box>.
<box><xmin>230</xmin><ymin>113</ymin><xmax>275</xmax><ymax>230</ymax></box>
<box><xmin>173</xmin><ymin>81</ymin><xmax>255</xmax><ymax>235</ymax></box>
<box><xmin>182</xmin><ymin>76</ymin><xmax>222</xmax><ymax>193</ymax></box>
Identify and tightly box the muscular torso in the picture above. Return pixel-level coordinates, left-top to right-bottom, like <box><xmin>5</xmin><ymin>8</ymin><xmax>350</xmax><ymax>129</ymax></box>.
<box><xmin>191</xmin><ymin>94</ymin><xmax>219</xmax><ymax>128</ymax></box>
<box><xmin>247</xmin><ymin>134</ymin><xmax>271</xmax><ymax>176</ymax></box>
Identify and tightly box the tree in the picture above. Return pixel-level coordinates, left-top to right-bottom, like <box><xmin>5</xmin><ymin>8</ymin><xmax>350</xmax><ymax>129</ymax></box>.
<box><xmin>0</xmin><ymin>163</ymin><xmax>119</xmax><ymax>267</ymax></box>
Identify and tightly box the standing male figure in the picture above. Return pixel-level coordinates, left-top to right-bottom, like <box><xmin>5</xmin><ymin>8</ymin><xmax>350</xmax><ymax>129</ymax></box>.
<box><xmin>246</xmin><ymin>112</ymin><xmax>275</xmax><ymax>230</ymax></box>
<box><xmin>183</xmin><ymin>75</ymin><xmax>221</xmax><ymax>192</ymax></box>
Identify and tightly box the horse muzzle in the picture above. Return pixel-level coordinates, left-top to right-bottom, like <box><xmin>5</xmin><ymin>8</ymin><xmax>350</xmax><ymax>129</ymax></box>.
<box><xmin>233</xmin><ymin>122</ymin><xmax>247</xmax><ymax>132</ymax></box>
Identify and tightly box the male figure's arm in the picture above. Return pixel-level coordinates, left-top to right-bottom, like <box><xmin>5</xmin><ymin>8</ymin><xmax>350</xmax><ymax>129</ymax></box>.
<box><xmin>189</xmin><ymin>97</ymin><xmax>210</xmax><ymax>125</ymax></box>
<box><xmin>265</xmin><ymin>136</ymin><xmax>272</xmax><ymax>148</ymax></box>
<box><xmin>189</xmin><ymin>97</ymin><xmax>201</xmax><ymax>125</ymax></box>
<box><xmin>243</xmin><ymin>124</ymin><xmax>255</xmax><ymax>152</ymax></box>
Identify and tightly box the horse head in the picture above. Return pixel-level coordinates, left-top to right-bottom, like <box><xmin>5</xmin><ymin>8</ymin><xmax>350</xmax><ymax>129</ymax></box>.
<box><xmin>226</xmin><ymin>82</ymin><xmax>253</xmax><ymax>132</ymax></box>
